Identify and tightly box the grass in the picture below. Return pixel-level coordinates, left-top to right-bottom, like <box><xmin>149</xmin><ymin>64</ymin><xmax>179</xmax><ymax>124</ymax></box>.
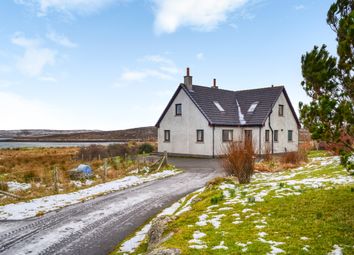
<box><xmin>115</xmin><ymin>152</ymin><xmax>354</xmax><ymax>254</ymax></box>
<box><xmin>0</xmin><ymin>146</ymin><xmax>165</xmax><ymax>206</ymax></box>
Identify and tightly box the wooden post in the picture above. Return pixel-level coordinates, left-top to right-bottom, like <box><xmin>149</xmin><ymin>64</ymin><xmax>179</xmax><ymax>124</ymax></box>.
<box><xmin>103</xmin><ymin>159</ymin><xmax>108</xmax><ymax>182</ymax></box>
<box><xmin>53</xmin><ymin>166</ymin><xmax>59</xmax><ymax>194</ymax></box>
<box><xmin>0</xmin><ymin>190</ymin><xmax>23</xmax><ymax>199</ymax></box>
<box><xmin>164</xmin><ymin>151</ymin><xmax>168</xmax><ymax>165</ymax></box>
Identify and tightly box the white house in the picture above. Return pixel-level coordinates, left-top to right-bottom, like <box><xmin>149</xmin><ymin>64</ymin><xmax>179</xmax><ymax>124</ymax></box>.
<box><xmin>156</xmin><ymin>68</ymin><xmax>300</xmax><ymax>157</ymax></box>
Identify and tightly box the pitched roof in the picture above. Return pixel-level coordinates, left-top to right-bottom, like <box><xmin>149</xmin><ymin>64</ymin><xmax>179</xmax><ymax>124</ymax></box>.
<box><xmin>156</xmin><ymin>84</ymin><xmax>300</xmax><ymax>128</ymax></box>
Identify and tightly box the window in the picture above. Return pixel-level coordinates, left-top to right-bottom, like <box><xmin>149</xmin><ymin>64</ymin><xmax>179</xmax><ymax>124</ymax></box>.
<box><xmin>248</xmin><ymin>101</ymin><xmax>259</xmax><ymax>113</ymax></box>
<box><xmin>213</xmin><ymin>101</ymin><xmax>225</xmax><ymax>112</ymax></box>
<box><xmin>164</xmin><ymin>130</ymin><xmax>170</xmax><ymax>142</ymax></box>
<box><xmin>288</xmin><ymin>130</ymin><xmax>293</xmax><ymax>142</ymax></box>
<box><xmin>265</xmin><ymin>130</ymin><xmax>270</xmax><ymax>142</ymax></box>
<box><xmin>278</xmin><ymin>104</ymin><xmax>284</xmax><ymax>116</ymax></box>
<box><xmin>274</xmin><ymin>130</ymin><xmax>278</xmax><ymax>142</ymax></box>
<box><xmin>196</xmin><ymin>130</ymin><xmax>204</xmax><ymax>142</ymax></box>
<box><xmin>222</xmin><ymin>130</ymin><xmax>233</xmax><ymax>142</ymax></box>
<box><xmin>175</xmin><ymin>104</ymin><xmax>182</xmax><ymax>116</ymax></box>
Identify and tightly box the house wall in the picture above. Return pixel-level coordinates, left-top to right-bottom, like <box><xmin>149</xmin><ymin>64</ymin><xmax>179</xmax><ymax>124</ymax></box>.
<box><xmin>158</xmin><ymin>89</ymin><xmax>213</xmax><ymax>156</ymax></box>
<box><xmin>213</xmin><ymin>126</ymin><xmax>262</xmax><ymax>155</ymax></box>
<box><xmin>260</xmin><ymin>92</ymin><xmax>299</xmax><ymax>153</ymax></box>
<box><xmin>158</xmin><ymin>89</ymin><xmax>299</xmax><ymax>157</ymax></box>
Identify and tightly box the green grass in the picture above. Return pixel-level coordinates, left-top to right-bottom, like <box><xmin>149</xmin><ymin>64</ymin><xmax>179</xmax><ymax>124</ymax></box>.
<box><xmin>114</xmin><ymin>153</ymin><xmax>354</xmax><ymax>254</ymax></box>
<box><xmin>308</xmin><ymin>150</ymin><xmax>332</xmax><ymax>158</ymax></box>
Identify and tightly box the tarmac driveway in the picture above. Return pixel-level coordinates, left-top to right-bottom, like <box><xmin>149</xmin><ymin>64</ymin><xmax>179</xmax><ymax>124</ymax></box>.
<box><xmin>0</xmin><ymin>157</ymin><xmax>224</xmax><ymax>255</ymax></box>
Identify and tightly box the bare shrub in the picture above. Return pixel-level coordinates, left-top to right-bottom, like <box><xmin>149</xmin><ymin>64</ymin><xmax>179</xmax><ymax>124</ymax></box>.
<box><xmin>79</xmin><ymin>145</ymin><xmax>108</xmax><ymax>161</ymax></box>
<box><xmin>264</xmin><ymin>144</ymin><xmax>272</xmax><ymax>162</ymax></box>
<box><xmin>0</xmin><ymin>182</ymin><xmax>9</xmax><ymax>191</ymax></box>
<box><xmin>281</xmin><ymin>148</ymin><xmax>308</xmax><ymax>166</ymax></box>
<box><xmin>222</xmin><ymin>141</ymin><xmax>255</xmax><ymax>184</ymax></box>
<box><xmin>107</xmin><ymin>144</ymin><xmax>129</xmax><ymax>158</ymax></box>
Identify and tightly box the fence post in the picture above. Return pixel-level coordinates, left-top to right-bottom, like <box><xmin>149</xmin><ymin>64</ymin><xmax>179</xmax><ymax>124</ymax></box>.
<box><xmin>164</xmin><ymin>151</ymin><xmax>168</xmax><ymax>165</ymax></box>
<box><xmin>103</xmin><ymin>159</ymin><xmax>108</xmax><ymax>182</ymax></box>
<box><xmin>53</xmin><ymin>166</ymin><xmax>59</xmax><ymax>194</ymax></box>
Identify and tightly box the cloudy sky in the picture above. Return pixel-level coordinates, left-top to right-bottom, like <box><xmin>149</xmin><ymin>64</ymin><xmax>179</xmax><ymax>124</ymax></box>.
<box><xmin>0</xmin><ymin>0</ymin><xmax>336</xmax><ymax>130</ymax></box>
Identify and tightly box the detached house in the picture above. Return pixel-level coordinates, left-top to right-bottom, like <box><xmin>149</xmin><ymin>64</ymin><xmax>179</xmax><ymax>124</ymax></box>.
<box><xmin>156</xmin><ymin>68</ymin><xmax>300</xmax><ymax>157</ymax></box>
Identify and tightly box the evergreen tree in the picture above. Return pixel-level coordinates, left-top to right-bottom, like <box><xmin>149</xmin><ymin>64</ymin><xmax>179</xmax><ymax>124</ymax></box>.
<box><xmin>299</xmin><ymin>0</ymin><xmax>353</xmax><ymax>171</ymax></box>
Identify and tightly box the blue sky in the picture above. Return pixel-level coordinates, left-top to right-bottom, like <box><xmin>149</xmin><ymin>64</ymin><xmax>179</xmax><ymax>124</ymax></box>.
<box><xmin>0</xmin><ymin>0</ymin><xmax>337</xmax><ymax>130</ymax></box>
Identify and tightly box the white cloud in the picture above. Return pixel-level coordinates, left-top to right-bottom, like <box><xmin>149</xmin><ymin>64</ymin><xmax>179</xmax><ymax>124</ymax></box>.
<box><xmin>153</xmin><ymin>0</ymin><xmax>248</xmax><ymax>34</ymax></box>
<box><xmin>46</xmin><ymin>31</ymin><xmax>77</xmax><ymax>48</ymax></box>
<box><xmin>15</xmin><ymin>0</ymin><xmax>117</xmax><ymax>16</ymax></box>
<box><xmin>196</xmin><ymin>52</ymin><xmax>204</xmax><ymax>60</ymax></box>
<box><xmin>117</xmin><ymin>54</ymin><xmax>180</xmax><ymax>84</ymax></box>
<box><xmin>0</xmin><ymin>91</ymin><xmax>65</xmax><ymax>129</ymax></box>
<box><xmin>295</xmin><ymin>5</ymin><xmax>305</xmax><ymax>11</ymax></box>
<box><xmin>12</xmin><ymin>33</ymin><xmax>56</xmax><ymax>77</ymax></box>
<box><xmin>39</xmin><ymin>75</ymin><xmax>57</xmax><ymax>82</ymax></box>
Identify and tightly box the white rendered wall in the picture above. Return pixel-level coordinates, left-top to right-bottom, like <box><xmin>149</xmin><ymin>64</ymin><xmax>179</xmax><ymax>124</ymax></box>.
<box><xmin>157</xmin><ymin>89</ymin><xmax>213</xmax><ymax>156</ymax></box>
<box><xmin>261</xmin><ymin>92</ymin><xmax>299</xmax><ymax>153</ymax></box>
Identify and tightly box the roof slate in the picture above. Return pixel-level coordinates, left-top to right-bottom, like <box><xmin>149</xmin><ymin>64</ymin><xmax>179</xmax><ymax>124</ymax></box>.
<box><xmin>156</xmin><ymin>84</ymin><xmax>300</xmax><ymax>127</ymax></box>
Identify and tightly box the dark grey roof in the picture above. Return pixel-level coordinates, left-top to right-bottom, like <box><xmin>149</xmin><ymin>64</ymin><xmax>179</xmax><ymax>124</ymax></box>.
<box><xmin>156</xmin><ymin>84</ymin><xmax>300</xmax><ymax>127</ymax></box>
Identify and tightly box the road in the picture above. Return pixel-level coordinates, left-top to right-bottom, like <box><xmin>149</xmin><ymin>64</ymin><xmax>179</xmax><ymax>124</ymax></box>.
<box><xmin>0</xmin><ymin>158</ymin><xmax>223</xmax><ymax>255</ymax></box>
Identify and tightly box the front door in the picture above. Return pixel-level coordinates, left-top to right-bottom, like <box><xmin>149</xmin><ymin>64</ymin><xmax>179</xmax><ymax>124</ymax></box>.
<box><xmin>244</xmin><ymin>130</ymin><xmax>252</xmax><ymax>146</ymax></box>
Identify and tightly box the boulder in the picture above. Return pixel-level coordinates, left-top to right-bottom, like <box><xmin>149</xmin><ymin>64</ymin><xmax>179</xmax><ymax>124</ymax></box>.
<box><xmin>147</xmin><ymin>248</ymin><xmax>181</xmax><ymax>255</ymax></box>
<box><xmin>147</xmin><ymin>215</ymin><xmax>173</xmax><ymax>251</ymax></box>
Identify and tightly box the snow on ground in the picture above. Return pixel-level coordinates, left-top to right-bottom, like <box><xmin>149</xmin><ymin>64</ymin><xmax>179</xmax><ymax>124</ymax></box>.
<box><xmin>212</xmin><ymin>241</ymin><xmax>228</xmax><ymax>250</ymax></box>
<box><xmin>189</xmin><ymin>231</ymin><xmax>207</xmax><ymax>249</ymax></box>
<box><xmin>118</xmin><ymin>188</ymin><xmax>204</xmax><ymax>254</ymax></box>
<box><xmin>119</xmin><ymin>156</ymin><xmax>352</xmax><ymax>254</ymax></box>
<box><xmin>119</xmin><ymin>223</ymin><xmax>152</xmax><ymax>253</ymax></box>
<box><xmin>0</xmin><ymin>170</ymin><xmax>180</xmax><ymax>220</ymax></box>
<box><xmin>7</xmin><ymin>181</ymin><xmax>31</xmax><ymax>192</ymax></box>
<box><xmin>328</xmin><ymin>245</ymin><xmax>343</xmax><ymax>255</ymax></box>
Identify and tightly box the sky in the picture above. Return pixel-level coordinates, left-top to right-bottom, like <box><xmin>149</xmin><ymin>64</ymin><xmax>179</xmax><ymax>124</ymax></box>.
<box><xmin>0</xmin><ymin>0</ymin><xmax>337</xmax><ymax>130</ymax></box>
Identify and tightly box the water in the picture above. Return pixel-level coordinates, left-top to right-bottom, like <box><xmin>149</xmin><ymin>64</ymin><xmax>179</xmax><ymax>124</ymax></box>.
<box><xmin>0</xmin><ymin>141</ymin><xmax>123</xmax><ymax>149</ymax></box>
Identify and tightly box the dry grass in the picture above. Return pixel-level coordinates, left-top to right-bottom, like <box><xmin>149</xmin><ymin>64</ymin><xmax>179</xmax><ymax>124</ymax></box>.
<box><xmin>0</xmin><ymin>147</ymin><xmax>145</xmax><ymax>205</ymax></box>
<box><xmin>222</xmin><ymin>141</ymin><xmax>255</xmax><ymax>184</ymax></box>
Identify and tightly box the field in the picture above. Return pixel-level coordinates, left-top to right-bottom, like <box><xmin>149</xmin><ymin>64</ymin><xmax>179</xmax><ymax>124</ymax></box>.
<box><xmin>115</xmin><ymin>152</ymin><xmax>354</xmax><ymax>254</ymax></box>
<box><xmin>0</xmin><ymin>143</ymin><xmax>158</xmax><ymax>206</ymax></box>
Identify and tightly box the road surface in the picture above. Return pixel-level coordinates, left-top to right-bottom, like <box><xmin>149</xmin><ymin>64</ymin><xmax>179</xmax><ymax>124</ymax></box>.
<box><xmin>0</xmin><ymin>158</ymin><xmax>223</xmax><ymax>255</ymax></box>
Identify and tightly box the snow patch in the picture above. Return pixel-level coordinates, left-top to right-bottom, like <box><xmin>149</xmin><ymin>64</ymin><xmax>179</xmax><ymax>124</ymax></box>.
<box><xmin>7</xmin><ymin>181</ymin><xmax>31</xmax><ymax>192</ymax></box>
<box><xmin>212</xmin><ymin>241</ymin><xmax>228</xmax><ymax>250</ymax></box>
<box><xmin>328</xmin><ymin>245</ymin><xmax>343</xmax><ymax>255</ymax></box>
<box><xmin>0</xmin><ymin>170</ymin><xmax>179</xmax><ymax>220</ymax></box>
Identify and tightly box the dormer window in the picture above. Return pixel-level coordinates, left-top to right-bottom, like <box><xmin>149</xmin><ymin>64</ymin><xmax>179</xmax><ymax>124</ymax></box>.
<box><xmin>213</xmin><ymin>101</ymin><xmax>225</xmax><ymax>112</ymax></box>
<box><xmin>248</xmin><ymin>101</ymin><xmax>259</xmax><ymax>113</ymax></box>
<box><xmin>175</xmin><ymin>104</ymin><xmax>182</xmax><ymax>116</ymax></box>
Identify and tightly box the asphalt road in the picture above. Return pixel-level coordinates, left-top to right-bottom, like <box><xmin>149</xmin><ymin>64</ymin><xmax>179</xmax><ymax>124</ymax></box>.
<box><xmin>0</xmin><ymin>158</ymin><xmax>223</xmax><ymax>255</ymax></box>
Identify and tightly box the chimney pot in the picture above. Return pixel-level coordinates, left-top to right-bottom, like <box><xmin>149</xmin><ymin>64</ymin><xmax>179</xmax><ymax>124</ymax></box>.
<box><xmin>184</xmin><ymin>67</ymin><xmax>193</xmax><ymax>91</ymax></box>
<box><xmin>212</xmin><ymin>78</ymin><xmax>218</xmax><ymax>89</ymax></box>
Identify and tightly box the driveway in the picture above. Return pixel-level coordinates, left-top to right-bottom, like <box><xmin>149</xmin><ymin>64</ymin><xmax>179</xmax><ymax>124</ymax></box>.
<box><xmin>0</xmin><ymin>158</ymin><xmax>223</xmax><ymax>255</ymax></box>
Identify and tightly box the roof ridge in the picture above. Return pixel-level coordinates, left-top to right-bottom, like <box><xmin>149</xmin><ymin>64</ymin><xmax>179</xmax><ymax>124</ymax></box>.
<box><xmin>190</xmin><ymin>84</ymin><xmax>284</xmax><ymax>94</ymax></box>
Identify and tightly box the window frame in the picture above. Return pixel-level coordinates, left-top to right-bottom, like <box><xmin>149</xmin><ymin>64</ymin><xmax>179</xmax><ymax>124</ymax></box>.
<box><xmin>274</xmin><ymin>130</ymin><xmax>279</xmax><ymax>142</ymax></box>
<box><xmin>196</xmin><ymin>129</ymin><xmax>204</xmax><ymax>143</ymax></box>
<box><xmin>278</xmin><ymin>104</ymin><xmax>284</xmax><ymax>116</ymax></box>
<box><xmin>175</xmin><ymin>104</ymin><xmax>182</xmax><ymax>116</ymax></box>
<box><xmin>222</xmin><ymin>129</ymin><xmax>233</xmax><ymax>142</ymax></box>
<box><xmin>164</xmin><ymin>130</ymin><xmax>170</xmax><ymax>142</ymax></box>
<box><xmin>288</xmin><ymin>130</ymin><xmax>293</xmax><ymax>142</ymax></box>
<box><xmin>265</xmin><ymin>130</ymin><xmax>270</xmax><ymax>142</ymax></box>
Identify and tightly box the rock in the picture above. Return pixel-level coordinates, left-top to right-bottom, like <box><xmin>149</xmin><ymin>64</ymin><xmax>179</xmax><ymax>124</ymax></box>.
<box><xmin>147</xmin><ymin>248</ymin><xmax>181</xmax><ymax>255</ymax></box>
<box><xmin>147</xmin><ymin>216</ymin><xmax>172</xmax><ymax>251</ymax></box>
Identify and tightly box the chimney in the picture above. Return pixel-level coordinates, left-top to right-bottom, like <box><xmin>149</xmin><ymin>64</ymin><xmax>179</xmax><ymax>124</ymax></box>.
<box><xmin>184</xmin><ymin>67</ymin><xmax>193</xmax><ymax>91</ymax></box>
<box><xmin>212</xmin><ymin>78</ymin><xmax>218</xmax><ymax>89</ymax></box>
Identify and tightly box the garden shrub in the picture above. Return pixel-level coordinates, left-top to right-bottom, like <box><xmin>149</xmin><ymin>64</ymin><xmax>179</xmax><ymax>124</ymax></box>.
<box><xmin>138</xmin><ymin>143</ymin><xmax>154</xmax><ymax>154</ymax></box>
<box><xmin>222</xmin><ymin>141</ymin><xmax>255</xmax><ymax>184</ymax></box>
